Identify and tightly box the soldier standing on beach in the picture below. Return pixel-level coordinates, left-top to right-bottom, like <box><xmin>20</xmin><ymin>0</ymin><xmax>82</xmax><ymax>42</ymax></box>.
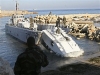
<box><xmin>45</xmin><ymin>17</ymin><xmax>48</xmax><ymax>24</ymax></box>
<box><xmin>29</xmin><ymin>16</ymin><xmax>34</xmax><ymax>29</ymax></box>
<box><xmin>57</xmin><ymin>17</ymin><xmax>61</xmax><ymax>27</ymax></box>
<box><xmin>38</xmin><ymin>17</ymin><xmax>41</xmax><ymax>24</ymax></box>
<box><xmin>55</xmin><ymin>17</ymin><xmax>61</xmax><ymax>27</ymax></box>
<box><xmin>62</xmin><ymin>16</ymin><xmax>66</xmax><ymax>27</ymax></box>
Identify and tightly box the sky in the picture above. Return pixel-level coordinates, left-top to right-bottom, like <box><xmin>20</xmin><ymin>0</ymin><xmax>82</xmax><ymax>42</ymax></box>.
<box><xmin>0</xmin><ymin>0</ymin><xmax>100</xmax><ymax>10</ymax></box>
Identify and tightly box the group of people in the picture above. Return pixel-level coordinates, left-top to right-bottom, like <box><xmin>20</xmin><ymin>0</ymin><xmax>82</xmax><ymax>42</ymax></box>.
<box><xmin>29</xmin><ymin>14</ymin><xmax>67</xmax><ymax>27</ymax></box>
<box><xmin>55</xmin><ymin>16</ymin><xmax>67</xmax><ymax>27</ymax></box>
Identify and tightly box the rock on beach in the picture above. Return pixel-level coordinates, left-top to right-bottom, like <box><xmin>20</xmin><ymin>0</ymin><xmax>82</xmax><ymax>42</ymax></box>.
<box><xmin>0</xmin><ymin>57</ymin><xmax>14</xmax><ymax>75</ymax></box>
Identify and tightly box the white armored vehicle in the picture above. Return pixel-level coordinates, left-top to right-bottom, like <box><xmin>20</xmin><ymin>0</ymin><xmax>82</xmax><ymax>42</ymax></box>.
<box><xmin>41</xmin><ymin>26</ymin><xmax>84</xmax><ymax>57</ymax></box>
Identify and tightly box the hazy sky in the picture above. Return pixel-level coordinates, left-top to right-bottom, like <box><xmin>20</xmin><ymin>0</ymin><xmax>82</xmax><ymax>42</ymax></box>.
<box><xmin>0</xmin><ymin>0</ymin><xmax>100</xmax><ymax>10</ymax></box>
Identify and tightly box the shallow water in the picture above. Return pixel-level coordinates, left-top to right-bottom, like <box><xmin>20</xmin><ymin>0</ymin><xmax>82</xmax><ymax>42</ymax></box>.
<box><xmin>0</xmin><ymin>17</ymin><xmax>100</xmax><ymax>70</ymax></box>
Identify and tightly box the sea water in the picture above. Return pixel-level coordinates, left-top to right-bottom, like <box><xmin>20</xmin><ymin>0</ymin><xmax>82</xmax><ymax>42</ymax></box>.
<box><xmin>0</xmin><ymin>9</ymin><xmax>100</xmax><ymax>69</ymax></box>
<box><xmin>30</xmin><ymin>9</ymin><xmax>100</xmax><ymax>15</ymax></box>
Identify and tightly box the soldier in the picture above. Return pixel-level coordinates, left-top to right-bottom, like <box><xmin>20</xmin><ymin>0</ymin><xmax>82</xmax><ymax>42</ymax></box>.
<box><xmin>14</xmin><ymin>37</ymin><xmax>49</xmax><ymax>75</ymax></box>
<box><xmin>11</xmin><ymin>14</ymin><xmax>14</xmax><ymax>25</ymax></box>
<box><xmin>29</xmin><ymin>16</ymin><xmax>34</xmax><ymax>28</ymax></box>
<box><xmin>48</xmin><ymin>11</ymin><xmax>52</xmax><ymax>16</ymax></box>
<box><xmin>56</xmin><ymin>27</ymin><xmax>61</xmax><ymax>34</ymax></box>
<box><xmin>55</xmin><ymin>17</ymin><xmax>61</xmax><ymax>27</ymax></box>
<box><xmin>45</xmin><ymin>17</ymin><xmax>48</xmax><ymax>24</ymax></box>
<box><xmin>55</xmin><ymin>20</ymin><xmax>58</xmax><ymax>27</ymax></box>
<box><xmin>57</xmin><ymin>17</ymin><xmax>61</xmax><ymax>27</ymax></box>
<box><xmin>62</xmin><ymin>16</ymin><xmax>66</xmax><ymax>27</ymax></box>
<box><xmin>38</xmin><ymin>17</ymin><xmax>41</xmax><ymax>24</ymax></box>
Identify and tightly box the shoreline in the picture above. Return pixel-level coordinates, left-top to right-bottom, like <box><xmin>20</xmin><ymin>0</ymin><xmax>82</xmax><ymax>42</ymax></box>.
<box><xmin>41</xmin><ymin>52</ymin><xmax>100</xmax><ymax>75</ymax></box>
<box><xmin>0</xmin><ymin>12</ymin><xmax>100</xmax><ymax>18</ymax></box>
<box><xmin>0</xmin><ymin>10</ymin><xmax>38</xmax><ymax>17</ymax></box>
<box><xmin>58</xmin><ymin>14</ymin><xmax>100</xmax><ymax>18</ymax></box>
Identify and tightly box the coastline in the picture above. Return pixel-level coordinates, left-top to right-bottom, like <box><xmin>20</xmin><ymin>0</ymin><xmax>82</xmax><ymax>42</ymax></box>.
<box><xmin>0</xmin><ymin>10</ymin><xmax>100</xmax><ymax>18</ymax></box>
<box><xmin>58</xmin><ymin>14</ymin><xmax>100</xmax><ymax>18</ymax></box>
<box><xmin>41</xmin><ymin>59</ymin><xmax>100</xmax><ymax>75</ymax></box>
<box><xmin>0</xmin><ymin>10</ymin><xmax>38</xmax><ymax>17</ymax></box>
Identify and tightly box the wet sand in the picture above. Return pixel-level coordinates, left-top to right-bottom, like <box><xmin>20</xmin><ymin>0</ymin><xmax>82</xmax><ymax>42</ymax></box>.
<box><xmin>41</xmin><ymin>56</ymin><xmax>100</xmax><ymax>75</ymax></box>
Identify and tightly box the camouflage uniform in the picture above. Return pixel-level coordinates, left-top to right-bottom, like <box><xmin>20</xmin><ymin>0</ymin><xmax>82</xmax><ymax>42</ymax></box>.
<box><xmin>14</xmin><ymin>45</ymin><xmax>49</xmax><ymax>75</ymax></box>
<box><xmin>56</xmin><ymin>28</ymin><xmax>61</xmax><ymax>34</ymax></box>
<box><xmin>30</xmin><ymin>17</ymin><xmax>34</xmax><ymax>28</ymax></box>
<box><xmin>57</xmin><ymin>17</ymin><xmax>61</xmax><ymax>27</ymax></box>
<box><xmin>62</xmin><ymin>16</ymin><xmax>66</xmax><ymax>26</ymax></box>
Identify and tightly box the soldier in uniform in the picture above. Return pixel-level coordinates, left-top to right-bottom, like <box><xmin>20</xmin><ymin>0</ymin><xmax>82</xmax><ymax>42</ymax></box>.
<box><xmin>14</xmin><ymin>37</ymin><xmax>49</xmax><ymax>75</ymax></box>
<box><xmin>45</xmin><ymin>17</ymin><xmax>48</xmax><ymax>24</ymax></box>
<box><xmin>57</xmin><ymin>17</ymin><xmax>61</xmax><ymax>27</ymax></box>
<box><xmin>62</xmin><ymin>16</ymin><xmax>66</xmax><ymax>27</ymax></box>
<box><xmin>55</xmin><ymin>17</ymin><xmax>61</xmax><ymax>27</ymax></box>
<box><xmin>11</xmin><ymin>14</ymin><xmax>14</xmax><ymax>25</ymax></box>
<box><xmin>29</xmin><ymin>16</ymin><xmax>34</xmax><ymax>28</ymax></box>
<box><xmin>56</xmin><ymin>27</ymin><xmax>61</xmax><ymax>34</ymax></box>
